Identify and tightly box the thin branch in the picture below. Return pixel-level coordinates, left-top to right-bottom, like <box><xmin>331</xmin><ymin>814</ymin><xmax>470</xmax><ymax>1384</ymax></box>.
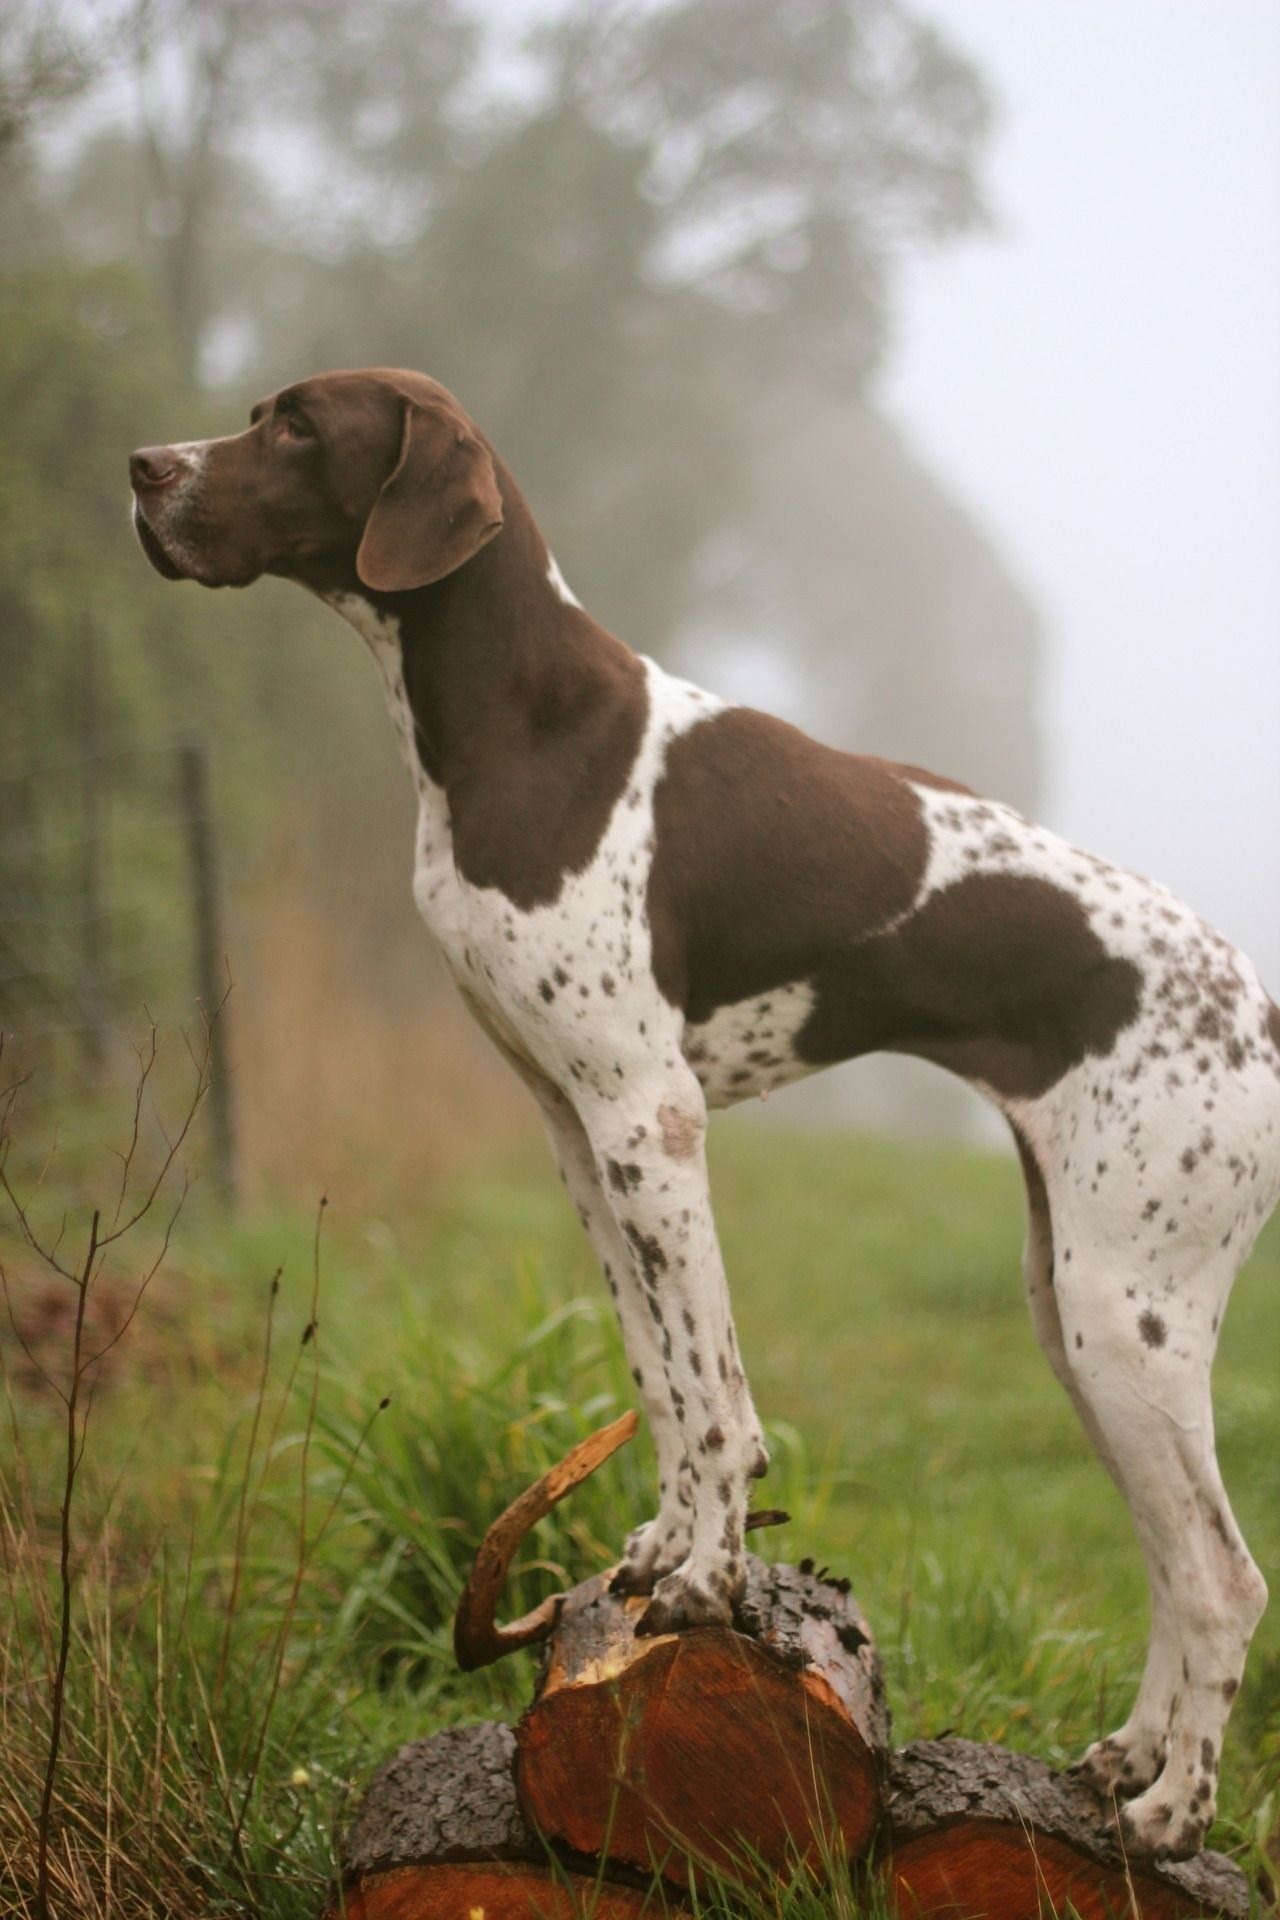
<box><xmin>35</xmin><ymin>1206</ymin><xmax>99</xmax><ymax>1920</ymax></box>
<box><xmin>0</xmin><ymin>1159</ymin><xmax>79</xmax><ymax>1284</ymax></box>
<box><xmin>8</xmin><ymin>1014</ymin><xmax>213</xmax><ymax>1918</ymax></box>
<box><xmin>110</xmin><ymin>1023</ymin><xmax>159</xmax><ymax>1231</ymax></box>
<box><xmin>0</xmin><ymin>1259</ymin><xmax>67</xmax><ymax>1406</ymax></box>
<box><xmin>97</xmin><ymin>1043</ymin><xmax>209</xmax><ymax>1248</ymax></box>
<box><xmin>83</xmin><ymin>1172</ymin><xmax>189</xmax><ymax>1373</ymax></box>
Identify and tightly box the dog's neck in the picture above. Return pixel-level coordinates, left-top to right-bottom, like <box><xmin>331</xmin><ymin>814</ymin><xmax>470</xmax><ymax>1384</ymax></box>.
<box><xmin>326</xmin><ymin>461</ymin><xmax>643</xmax><ymax>798</ymax></box>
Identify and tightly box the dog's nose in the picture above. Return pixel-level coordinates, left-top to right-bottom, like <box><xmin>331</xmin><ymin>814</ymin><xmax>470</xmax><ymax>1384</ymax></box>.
<box><xmin>130</xmin><ymin>446</ymin><xmax>181</xmax><ymax>490</ymax></box>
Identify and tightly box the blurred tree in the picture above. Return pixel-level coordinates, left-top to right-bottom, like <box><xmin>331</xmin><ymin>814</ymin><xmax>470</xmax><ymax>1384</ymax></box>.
<box><xmin>18</xmin><ymin>1</ymin><xmax>994</xmax><ymax>642</ymax></box>
<box><xmin>50</xmin><ymin>0</ymin><xmax>475</xmax><ymax>383</ymax></box>
<box><xmin>0</xmin><ymin>259</ymin><xmax>399</xmax><ymax>1042</ymax></box>
<box><xmin>680</xmin><ymin>399</ymin><xmax>1042</xmax><ymax>808</ymax></box>
<box><xmin>255</xmin><ymin>0</ymin><xmax>994</xmax><ymax>649</ymax></box>
<box><xmin>0</xmin><ymin>260</ymin><xmax>181</xmax><ymax>760</ymax></box>
<box><xmin>0</xmin><ymin>2</ymin><xmax>128</xmax><ymax>153</ymax></box>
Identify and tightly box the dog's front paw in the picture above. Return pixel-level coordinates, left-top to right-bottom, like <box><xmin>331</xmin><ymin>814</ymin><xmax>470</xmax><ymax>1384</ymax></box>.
<box><xmin>633</xmin><ymin>1560</ymin><xmax>743</xmax><ymax>1636</ymax></box>
<box><xmin>1114</xmin><ymin>1778</ymin><xmax>1213</xmax><ymax>1862</ymax></box>
<box><xmin>609</xmin><ymin>1517</ymin><xmax>690</xmax><ymax>1597</ymax></box>
<box><xmin>1073</xmin><ymin>1729</ymin><xmax>1164</xmax><ymax>1800</ymax></box>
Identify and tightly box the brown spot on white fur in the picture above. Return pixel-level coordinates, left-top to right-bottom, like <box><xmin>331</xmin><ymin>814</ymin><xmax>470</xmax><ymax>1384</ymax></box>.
<box><xmin>658</xmin><ymin>1103</ymin><xmax>702</xmax><ymax>1160</ymax></box>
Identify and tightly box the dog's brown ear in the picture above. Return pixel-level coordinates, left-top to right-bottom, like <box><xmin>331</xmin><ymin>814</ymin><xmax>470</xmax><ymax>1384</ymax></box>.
<box><xmin>356</xmin><ymin>400</ymin><xmax>504</xmax><ymax>593</ymax></box>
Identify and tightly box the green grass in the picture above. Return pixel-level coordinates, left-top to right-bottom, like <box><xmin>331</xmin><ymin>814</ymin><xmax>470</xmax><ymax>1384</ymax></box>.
<box><xmin>2</xmin><ymin>1111</ymin><xmax>1277</xmax><ymax>1914</ymax></box>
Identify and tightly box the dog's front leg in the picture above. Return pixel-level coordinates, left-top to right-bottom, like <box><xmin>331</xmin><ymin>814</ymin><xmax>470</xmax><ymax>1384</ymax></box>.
<box><xmin>495</xmin><ymin>1051</ymin><xmax>696</xmax><ymax>1590</ymax></box>
<box><xmin>577</xmin><ymin>1069</ymin><xmax>767</xmax><ymax>1634</ymax></box>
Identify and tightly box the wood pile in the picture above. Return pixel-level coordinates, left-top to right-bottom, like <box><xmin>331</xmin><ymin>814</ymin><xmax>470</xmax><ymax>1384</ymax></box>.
<box><xmin>328</xmin><ymin>1420</ymin><xmax>1254</xmax><ymax>1919</ymax></box>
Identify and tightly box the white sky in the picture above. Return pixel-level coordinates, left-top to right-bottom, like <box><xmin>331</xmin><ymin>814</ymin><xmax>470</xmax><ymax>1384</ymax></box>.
<box><xmin>882</xmin><ymin>0</ymin><xmax>1280</xmax><ymax>987</ymax></box>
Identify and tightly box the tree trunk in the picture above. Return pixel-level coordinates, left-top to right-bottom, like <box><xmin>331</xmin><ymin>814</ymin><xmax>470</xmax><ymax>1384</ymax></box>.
<box><xmin>332</xmin><ymin>1721</ymin><xmax>673</xmax><ymax>1919</ymax></box>
<box><xmin>883</xmin><ymin>1739</ymin><xmax>1251</xmax><ymax>1919</ymax></box>
<box><xmin>515</xmin><ymin>1554</ymin><xmax>889</xmax><ymax>1889</ymax></box>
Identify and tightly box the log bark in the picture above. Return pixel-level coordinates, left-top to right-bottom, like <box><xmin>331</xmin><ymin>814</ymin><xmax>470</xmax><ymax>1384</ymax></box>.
<box><xmin>884</xmin><ymin>1738</ymin><xmax>1252</xmax><ymax>1920</ymax></box>
<box><xmin>331</xmin><ymin>1721</ymin><xmax>673</xmax><ymax>1919</ymax></box>
<box><xmin>515</xmin><ymin>1553</ymin><xmax>889</xmax><ymax>1889</ymax></box>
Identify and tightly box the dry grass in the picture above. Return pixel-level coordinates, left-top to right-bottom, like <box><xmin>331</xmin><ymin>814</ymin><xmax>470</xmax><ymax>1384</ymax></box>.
<box><xmin>229</xmin><ymin>853</ymin><xmax>535</xmax><ymax>1213</ymax></box>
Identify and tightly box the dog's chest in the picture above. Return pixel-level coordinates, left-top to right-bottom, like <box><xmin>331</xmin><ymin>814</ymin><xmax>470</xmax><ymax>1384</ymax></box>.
<box><xmin>336</xmin><ymin>594</ymin><xmax>720</xmax><ymax>1076</ymax></box>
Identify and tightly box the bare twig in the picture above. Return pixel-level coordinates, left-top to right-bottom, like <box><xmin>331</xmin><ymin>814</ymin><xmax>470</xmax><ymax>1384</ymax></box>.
<box><xmin>35</xmin><ymin>1204</ymin><xmax>99</xmax><ymax>1920</ymax></box>
<box><xmin>109</xmin><ymin>1023</ymin><xmax>159</xmax><ymax>1230</ymax></box>
<box><xmin>0</xmin><ymin>1261</ymin><xmax>65</xmax><ymax>1404</ymax></box>
<box><xmin>97</xmin><ymin>1062</ymin><xmax>207</xmax><ymax>1248</ymax></box>
<box><xmin>0</xmin><ymin>1022</ymin><xmax>214</xmax><ymax>1920</ymax></box>
<box><xmin>83</xmin><ymin>1172</ymin><xmax>189</xmax><ymax>1373</ymax></box>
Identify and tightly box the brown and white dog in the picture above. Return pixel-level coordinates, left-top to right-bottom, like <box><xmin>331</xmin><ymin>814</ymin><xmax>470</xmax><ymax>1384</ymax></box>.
<box><xmin>131</xmin><ymin>367</ymin><xmax>1278</xmax><ymax>1859</ymax></box>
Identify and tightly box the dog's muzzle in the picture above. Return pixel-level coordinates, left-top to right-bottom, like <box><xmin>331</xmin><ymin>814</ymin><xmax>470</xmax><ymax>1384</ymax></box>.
<box><xmin>129</xmin><ymin>443</ymin><xmax>205</xmax><ymax>581</ymax></box>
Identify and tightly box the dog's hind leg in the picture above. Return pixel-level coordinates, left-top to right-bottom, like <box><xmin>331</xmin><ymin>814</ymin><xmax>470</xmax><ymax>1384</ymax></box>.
<box><xmin>1013</xmin><ymin>1128</ymin><xmax>1179</xmax><ymax>1798</ymax></box>
<box><xmin>1046</xmin><ymin>1218</ymin><xmax>1266</xmax><ymax>1858</ymax></box>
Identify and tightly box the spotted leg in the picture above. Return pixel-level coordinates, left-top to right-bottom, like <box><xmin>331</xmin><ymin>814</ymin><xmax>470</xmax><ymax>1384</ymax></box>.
<box><xmin>1015</xmin><ymin>1133</ymin><xmax>1178</xmax><ymax>1798</ymax></box>
<box><xmin>507</xmin><ymin>1060</ymin><xmax>697</xmax><ymax>1592</ymax></box>
<box><xmin>575</xmin><ymin>1066</ymin><xmax>768</xmax><ymax>1634</ymax></box>
<box><xmin>1050</xmin><ymin>1246</ymin><xmax>1267</xmax><ymax>1859</ymax></box>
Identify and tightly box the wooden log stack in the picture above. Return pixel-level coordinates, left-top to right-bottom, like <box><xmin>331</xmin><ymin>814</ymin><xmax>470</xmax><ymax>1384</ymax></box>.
<box><xmin>337</xmin><ymin>1722</ymin><xmax>666</xmax><ymax>1919</ymax></box>
<box><xmin>328</xmin><ymin>1423</ymin><xmax>1256</xmax><ymax>1919</ymax></box>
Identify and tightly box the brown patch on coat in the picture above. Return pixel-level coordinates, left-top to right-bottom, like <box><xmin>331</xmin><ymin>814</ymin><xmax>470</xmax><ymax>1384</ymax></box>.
<box><xmin>658</xmin><ymin>1103</ymin><xmax>702</xmax><ymax>1160</ymax></box>
<box><xmin>397</xmin><ymin>493</ymin><xmax>648</xmax><ymax>906</ymax></box>
<box><xmin>648</xmin><ymin>708</ymin><xmax>947</xmax><ymax>1020</ymax></box>
<box><xmin>647</xmin><ymin>708</ymin><xmax>1141</xmax><ymax>1100</ymax></box>
<box><xmin>801</xmin><ymin>870</ymin><xmax>1143</xmax><ymax>1097</ymax></box>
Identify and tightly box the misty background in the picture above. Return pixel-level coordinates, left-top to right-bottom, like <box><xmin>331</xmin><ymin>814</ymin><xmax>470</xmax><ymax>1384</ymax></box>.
<box><xmin>1</xmin><ymin>0</ymin><xmax>1276</xmax><ymax>1203</ymax></box>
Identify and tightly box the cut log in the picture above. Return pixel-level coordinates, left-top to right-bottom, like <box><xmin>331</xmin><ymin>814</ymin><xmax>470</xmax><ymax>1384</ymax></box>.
<box><xmin>338</xmin><ymin>1424</ymin><xmax>1254</xmax><ymax>1917</ymax></box>
<box><xmin>336</xmin><ymin>1864</ymin><xmax>667</xmax><ymax>1920</ymax></box>
<box><xmin>331</xmin><ymin>1720</ymin><xmax>676</xmax><ymax>1919</ymax></box>
<box><xmin>515</xmin><ymin>1553</ymin><xmax>889</xmax><ymax>1889</ymax></box>
<box><xmin>884</xmin><ymin>1738</ymin><xmax>1252</xmax><ymax>1920</ymax></box>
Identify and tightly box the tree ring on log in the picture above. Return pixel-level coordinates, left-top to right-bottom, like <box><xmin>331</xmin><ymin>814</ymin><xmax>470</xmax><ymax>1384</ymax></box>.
<box><xmin>884</xmin><ymin>1738</ymin><xmax>1252</xmax><ymax>1919</ymax></box>
<box><xmin>334</xmin><ymin>1720</ymin><xmax>681</xmax><ymax>1917</ymax></box>
<box><xmin>516</xmin><ymin>1554</ymin><xmax>889</xmax><ymax>1888</ymax></box>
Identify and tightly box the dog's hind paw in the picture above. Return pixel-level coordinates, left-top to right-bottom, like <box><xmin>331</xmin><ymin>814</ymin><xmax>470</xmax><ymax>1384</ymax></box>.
<box><xmin>1073</xmin><ymin>1729</ymin><xmax>1163</xmax><ymax>1800</ymax></box>
<box><xmin>1114</xmin><ymin>1782</ymin><xmax>1212</xmax><ymax>1862</ymax></box>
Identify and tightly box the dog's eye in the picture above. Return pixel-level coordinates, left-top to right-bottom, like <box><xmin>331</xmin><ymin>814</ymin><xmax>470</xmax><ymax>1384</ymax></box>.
<box><xmin>278</xmin><ymin>411</ymin><xmax>315</xmax><ymax>444</ymax></box>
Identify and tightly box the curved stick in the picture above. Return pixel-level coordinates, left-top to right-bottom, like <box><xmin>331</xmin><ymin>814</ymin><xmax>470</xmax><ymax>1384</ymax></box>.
<box><xmin>454</xmin><ymin>1410</ymin><xmax>640</xmax><ymax>1670</ymax></box>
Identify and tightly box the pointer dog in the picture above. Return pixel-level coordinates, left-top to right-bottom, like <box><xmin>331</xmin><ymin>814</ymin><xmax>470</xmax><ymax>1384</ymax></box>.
<box><xmin>131</xmin><ymin>367</ymin><xmax>1278</xmax><ymax>1858</ymax></box>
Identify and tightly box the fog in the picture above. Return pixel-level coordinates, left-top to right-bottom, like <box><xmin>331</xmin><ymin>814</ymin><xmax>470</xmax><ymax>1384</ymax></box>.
<box><xmin>3</xmin><ymin>0</ymin><xmax>1277</xmax><ymax>1164</ymax></box>
<box><xmin>887</xmin><ymin>0</ymin><xmax>1280</xmax><ymax>986</ymax></box>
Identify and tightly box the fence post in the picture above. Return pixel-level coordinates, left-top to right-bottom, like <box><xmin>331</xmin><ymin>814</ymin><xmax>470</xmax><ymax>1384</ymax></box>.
<box><xmin>178</xmin><ymin>738</ymin><xmax>236</xmax><ymax>1205</ymax></box>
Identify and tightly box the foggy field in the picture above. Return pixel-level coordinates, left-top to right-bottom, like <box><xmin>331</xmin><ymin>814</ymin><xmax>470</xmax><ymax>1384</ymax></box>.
<box><xmin>2</xmin><ymin>1115</ymin><xmax>1277</xmax><ymax>1913</ymax></box>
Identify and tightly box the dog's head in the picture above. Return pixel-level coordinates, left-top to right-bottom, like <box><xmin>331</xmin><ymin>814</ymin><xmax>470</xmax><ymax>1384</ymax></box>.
<box><xmin>130</xmin><ymin>368</ymin><xmax>504</xmax><ymax>595</ymax></box>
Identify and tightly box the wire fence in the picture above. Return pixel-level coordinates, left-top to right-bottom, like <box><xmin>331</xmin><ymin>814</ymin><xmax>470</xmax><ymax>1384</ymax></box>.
<box><xmin>0</xmin><ymin>729</ymin><xmax>236</xmax><ymax>1202</ymax></box>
